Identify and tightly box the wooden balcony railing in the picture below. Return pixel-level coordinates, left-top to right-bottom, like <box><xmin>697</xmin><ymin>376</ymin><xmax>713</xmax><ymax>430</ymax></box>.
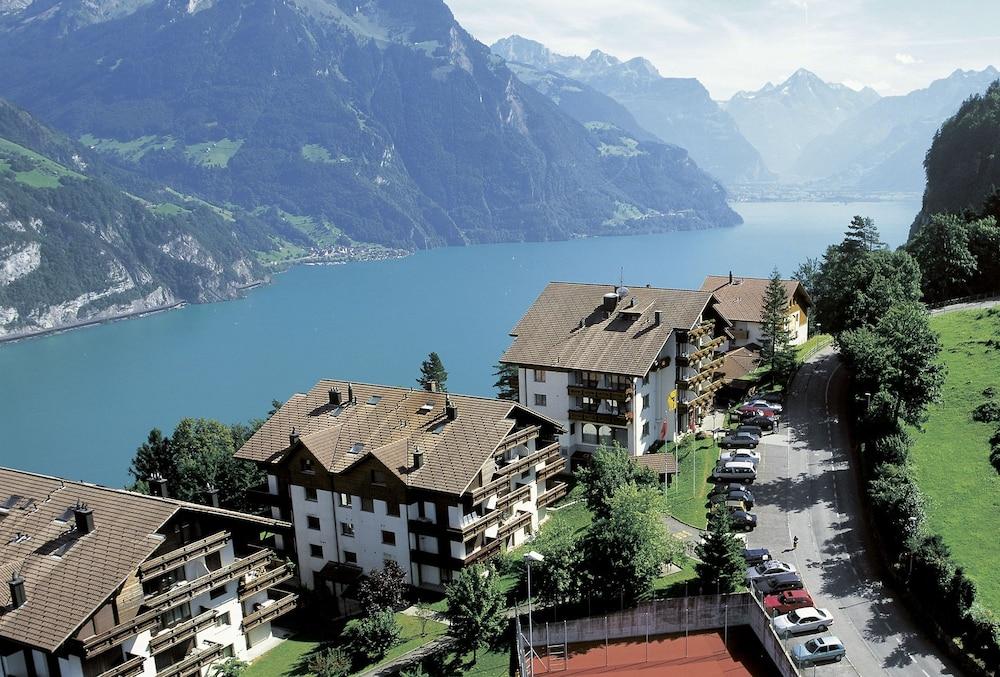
<box><xmin>82</xmin><ymin>611</ymin><xmax>161</xmax><ymax>657</ymax></box>
<box><xmin>96</xmin><ymin>654</ymin><xmax>146</xmax><ymax>677</ymax></box>
<box><xmin>537</xmin><ymin>482</ymin><xmax>569</xmax><ymax>508</ymax></box>
<box><xmin>155</xmin><ymin>642</ymin><xmax>224</xmax><ymax>677</ymax></box>
<box><xmin>536</xmin><ymin>455</ymin><xmax>566</xmax><ymax>483</ymax></box>
<box><xmin>144</xmin><ymin>549</ymin><xmax>273</xmax><ymax>610</ymax></box>
<box><xmin>495</xmin><ymin>483</ymin><xmax>532</xmax><ymax>513</ymax></box>
<box><xmin>566</xmin><ymin>385</ymin><xmax>630</xmax><ymax>401</ymax></box>
<box><xmin>241</xmin><ymin>593</ymin><xmax>298</xmax><ymax>633</ymax></box>
<box><xmin>139</xmin><ymin>531</ymin><xmax>231</xmax><ymax>581</ymax></box>
<box><xmin>498</xmin><ymin>510</ymin><xmax>534</xmax><ymax>539</ymax></box>
<box><xmin>149</xmin><ymin>610</ymin><xmax>217</xmax><ymax>655</ymax></box>
<box><xmin>496</xmin><ymin>425</ymin><xmax>541</xmax><ymax>453</ymax></box>
<box><xmin>239</xmin><ymin>561</ymin><xmax>295</xmax><ymax>602</ymax></box>
<box><xmin>568</xmin><ymin>410</ymin><xmax>628</xmax><ymax>426</ymax></box>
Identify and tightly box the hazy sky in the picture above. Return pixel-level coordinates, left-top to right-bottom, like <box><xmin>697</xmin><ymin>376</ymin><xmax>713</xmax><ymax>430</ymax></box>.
<box><xmin>447</xmin><ymin>0</ymin><xmax>1000</xmax><ymax>99</ymax></box>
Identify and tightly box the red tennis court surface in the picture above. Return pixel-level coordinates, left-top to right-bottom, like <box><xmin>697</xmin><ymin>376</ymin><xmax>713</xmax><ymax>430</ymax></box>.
<box><xmin>531</xmin><ymin>627</ymin><xmax>776</xmax><ymax>677</ymax></box>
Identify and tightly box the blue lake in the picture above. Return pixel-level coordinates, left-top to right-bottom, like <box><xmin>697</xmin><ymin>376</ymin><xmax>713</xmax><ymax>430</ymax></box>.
<box><xmin>0</xmin><ymin>200</ymin><xmax>919</xmax><ymax>485</ymax></box>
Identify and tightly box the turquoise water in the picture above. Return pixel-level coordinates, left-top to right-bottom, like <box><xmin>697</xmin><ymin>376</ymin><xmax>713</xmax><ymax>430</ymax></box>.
<box><xmin>0</xmin><ymin>200</ymin><xmax>919</xmax><ymax>485</ymax></box>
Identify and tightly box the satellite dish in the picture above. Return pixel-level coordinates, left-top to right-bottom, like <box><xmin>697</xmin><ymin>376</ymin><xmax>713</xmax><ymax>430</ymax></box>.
<box><xmin>616</xmin><ymin>286</ymin><xmax>629</xmax><ymax>299</ymax></box>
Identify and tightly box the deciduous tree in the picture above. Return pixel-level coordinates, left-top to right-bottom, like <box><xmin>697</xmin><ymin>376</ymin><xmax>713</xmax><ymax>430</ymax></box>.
<box><xmin>357</xmin><ymin>561</ymin><xmax>407</xmax><ymax>614</ymax></box>
<box><xmin>576</xmin><ymin>443</ymin><xmax>658</xmax><ymax>519</ymax></box>
<box><xmin>907</xmin><ymin>213</ymin><xmax>978</xmax><ymax>302</ymax></box>
<box><xmin>444</xmin><ymin>564</ymin><xmax>507</xmax><ymax>661</ymax></box>
<box><xmin>345</xmin><ymin>610</ymin><xmax>401</xmax><ymax>661</ymax></box>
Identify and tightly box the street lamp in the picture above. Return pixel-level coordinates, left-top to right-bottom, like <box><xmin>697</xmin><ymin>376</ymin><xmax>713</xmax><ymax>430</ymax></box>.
<box><xmin>864</xmin><ymin>392</ymin><xmax>872</xmax><ymax>410</ymax></box>
<box><xmin>524</xmin><ymin>551</ymin><xmax>544</xmax><ymax>677</ymax></box>
<box><xmin>906</xmin><ymin>516</ymin><xmax>918</xmax><ymax>585</ymax></box>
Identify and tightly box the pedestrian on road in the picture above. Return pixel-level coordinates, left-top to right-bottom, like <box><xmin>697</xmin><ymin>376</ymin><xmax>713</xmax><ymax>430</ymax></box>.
<box><xmin>793</xmin><ymin>536</ymin><xmax>799</xmax><ymax>549</ymax></box>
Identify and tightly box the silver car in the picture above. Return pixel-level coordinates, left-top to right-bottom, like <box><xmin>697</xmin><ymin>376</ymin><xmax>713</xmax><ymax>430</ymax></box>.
<box><xmin>774</xmin><ymin>606</ymin><xmax>834</xmax><ymax>637</ymax></box>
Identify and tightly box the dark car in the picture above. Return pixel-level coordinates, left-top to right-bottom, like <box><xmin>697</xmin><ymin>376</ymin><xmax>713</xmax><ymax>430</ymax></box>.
<box><xmin>709</xmin><ymin>482</ymin><xmax>748</xmax><ymax>497</ymax></box>
<box><xmin>708</xmin><ymin>488</ymin><xmax>754</xmax><ymax>509</ymax></box>
<box><xmin>736</xmin><ymin>424</ymin><xmax>763</xmax><ymax>439</ymax></box>
<box><xmin>743</xmin><ymin>547</ymin><xmax>771</xmax><ymax>566</ymax></box>
<box><xmin>729</xmin><ymin>509</ymin><xmax>758</xmax><ymax>531</ymax></box>
<box><xmin>757</xmin><ymin>392</ymin><xmax>785</xmax><ymax>404</ymax></box>
<box><xmin>719</xmin><ymin>433</ymin><xmax>759</xmax><ymax>449</ymax></box>
<box><xmin>743</xmin><ymin>415</ymin><xmax>776</xmax><ymax>431</ymax></box>
<box><xmin>756</xmin><ymin>572</ymin><xmax>805</xmax><ymax>594</ymax></box>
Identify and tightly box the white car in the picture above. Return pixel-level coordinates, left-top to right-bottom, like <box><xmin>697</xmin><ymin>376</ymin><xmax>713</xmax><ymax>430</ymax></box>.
<box><xmin>774</xmin><ymin>607</ymin><xmax>834</xmax><ymax>637</ymax></box>
<box><xmin>720</xmin><ymin>449</ymin><xmax>761</xmax><ymax>464</ymax></box>
<box><xmin>748</xmin><ymin>399</ymin><xmax>783</xmax><ymax>413</ymax></box>
<box><xmin>745</xmin><ymin>560</ymin><xmax>797</xmax><ymax>581</ymax></box>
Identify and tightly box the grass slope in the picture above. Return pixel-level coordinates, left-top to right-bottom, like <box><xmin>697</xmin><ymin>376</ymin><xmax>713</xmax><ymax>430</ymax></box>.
<box><xmin>0</xmin><ymin>136</ymin><xmax>86</xmax><ymax>187</ymax></box>
<box><xmin>910</xmin><ymin>307</ymin><xmax>1000</xmax><ymax>613</ymax></box>
<box><xmin>79</xmin><ymin>133</ymin><xmax>176</xmax><ymax>162</ymax></box>
<box><xmin>184</xmin><ymin>138</ymin><xmax>244</xmax><ymax>167</ymax></box>
<box><xmin>663</xmin><ymin>437</ymin><xmax>720</xmax><ymax>528</ymax></box>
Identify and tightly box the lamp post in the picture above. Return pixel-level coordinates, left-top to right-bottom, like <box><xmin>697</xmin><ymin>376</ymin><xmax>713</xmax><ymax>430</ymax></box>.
<box><xmin>864</xmin><ymin>391</ymin><xmax>872</xmax><ymax>411</ymax></box>
<box><xmin>906</xmin><ymin>516</ymin><xmax>918</xmax><ymax>585</ymax></box>
<box><xmin>524</xmin><ymin>551</ymin><xmax>544</xmax><ymax>677</ymax></box>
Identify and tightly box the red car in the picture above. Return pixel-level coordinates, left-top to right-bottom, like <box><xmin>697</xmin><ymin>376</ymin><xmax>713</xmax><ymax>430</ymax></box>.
<box><xmin>737</xmin><ymin>405</ymin><xmax>775</xmax><ymax>418</ymax></box>
<box><xmin>764</xmin><ymin>589</ymin><xmax>814</xmax><ymax>615</ymax></box>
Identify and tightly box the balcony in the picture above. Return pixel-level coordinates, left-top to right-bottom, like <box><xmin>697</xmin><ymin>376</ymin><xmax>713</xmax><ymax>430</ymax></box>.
<box><xmin>155</xmin><ymin>642</ymin><xmax>224</xmax><ymax>677</ymax></box>
<box><xmin>239</xmin><ymin>561</ymin><xmax>296</xmax><ymax>602</ymax></box>
<box><xmin>537</xmin><ymin>481</ymin><xmax>569</xmax><ymax>508</ymax></box>
<box><xmin>466</xmin><ymin>538</ymin><xmax>502</xmax><ymax>563</ymax></box>
<box><xmin>242</xmin><ymin>592</ymin><xmax>298</xmax><ymax>633</ymax></box>
<box><xmin>139</xmin><ymin>531</ymin><xmax>232</xmax><ymax>581</ymax></box>
<box><xmin>678</xmin><ymin>381</ymin><xmax>725</xmax><ymax>412</ymax></box>
<box><xmin>96</xmin><ymin>655</ymin><xmax>146</xmax><ymax>677</ymax></box>
<box><xmin>149</xmin><ymin>610</ymin><xmax>217</xmax><ymax>656</ymax></box>
<box><xmin>495</xmin><ymin>483</ymin><xmax>532</xmax><ymax>513</ymax></box>
<box><xmin>566</xmin><ymin>384</ymin><xmax>630</xmax><ymax>401</ymax></box>
<box><xmin>82</xmin><ymin>611</ymin><xmax>160</xmax><ymax>657</ymax></box>
<box><xmin>680</xmin><ymin>319</ymin><xmax>716</xmax><ymax>343</ymax></box>
<box><xmin>536</xmin><ymin>454</ymin><xmax>566</xmax><ymax>483</ymax></box>
<box><xmin>410</xmin><ymin>548</ymin><xmax>465</xmax><ymax>570</ymax></box>
<box><xmin>568</xmin><ymin>409</ymin><xmax>628</xmax><ymax>427</ymax></box>
<box><xmin>496</xmin><ymin>425</ymin><xmax>541</xmax><ymax>453</ymax></box>
<box><xmin>498</xmin><ymin>510</ymin><xmax>533</xmax><ymax>539</ymax></box>
<box><xmin>144</xmin><ymin>549</ymin><xmax>274</xmax><ymax>610</ymax></box>
<box><xmin>247</xmin><ymin>484</ymin><xmax>290</xmax><ymax>510</ymax></box>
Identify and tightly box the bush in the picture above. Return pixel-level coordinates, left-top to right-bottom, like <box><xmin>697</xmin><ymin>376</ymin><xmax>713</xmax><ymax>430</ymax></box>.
<box><xmin>345</xmin><ymin>610</ymin><xmax>401</xmax><ymax>662</ymax></box>
<box><xmin>972</xmin><ymin>400</ymin><xmax>1000</xmax><ymax>422</ymax></box>
<box><xmin>961</xmin><ymin>604</ymin><xmax>1000</xmax><ymax>668</ymax></box>
<box><xmin>308</xmin><ymin>648</ymin><xmax>351</xmax><ymax>677</ymax></box>
<box><xmin>867</xmin><ymin>463</ymin><xmax>925</xmax><ymax>555</ymax></box>
<box><xmin>870</xmin><ymin>432</ymin><xmax>912</xmax><ymax>466</ymax></box>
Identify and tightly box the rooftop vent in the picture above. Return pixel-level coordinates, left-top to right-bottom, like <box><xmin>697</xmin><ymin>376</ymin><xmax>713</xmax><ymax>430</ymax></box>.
<box><xmin>366</xmin><ymin>395</ymin><xmax>382</xmax><ymax>406</ymax></box>
<box><xmin>289</xmin><ymin>427</ymin><xmax>300</xmax><ymax>447</ymax></box>
<box><xmin>73</xmin><ymin>503</ymin><xmax>94</xmax><ymax>534</ymax></box>
<box><xmin>9</xmin><ymin>574</ymin><xmax>26</xmax><ymax>609</ymax></box>
<box><xmin>413</xmin><ymin>447</ymin><xmax>424</xmax><ymax>469</ymax></box>
<box><xmin>148</xmin><ymin>474</ymin><xmax>169</xmax><ymax>499</ymax></box>
<box><xmin>602</xmin><ymin>292</ymin><xmax>618</xmax><ymax>313</ymax></box>
<box><xmin>445</xmin><ymin>395</ymin><xmax>457</xmax><ymax>421</ymax></box>
<box><xmin>329</xmin><ymin>388</ymin><xmax>342</xmax><ymax>406</ymax></box>
<box><xmin>419</xmin><ymin>402</ymin><xmax>434</xmax><ymax>414</ymax></box>
<box><xmin>428</xmin><ymin>380</ymin><xmax>439</xmax><ymax>393</ymax></box>
<box><xmin>350</xmin><ymin>442</ymin><xmax>365</xmax><ymax>455</ymax></box>
<box><xmin>347</xmin><ymin>383</ymin><xmax>355</xmax><ymax>405</ymax></box>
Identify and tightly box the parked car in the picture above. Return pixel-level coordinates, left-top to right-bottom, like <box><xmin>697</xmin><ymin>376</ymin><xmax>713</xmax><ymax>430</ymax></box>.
<box><xmin>774</xmin><ymin>607</ymin><xmax>833</xmax><ymax>637</ymax></box>
<box><xmin>708</xmin><ymin>488</ymin><xmax>754</xmax><ymax>509</ymax></box>
<box><xmin>742</xmin><ymin>415</ymin><xmax>776</xmax><ymax>431</ymax></box>
<box><xmin>710</xmin><ymin>461</ymin><xmax>757</xmax><ymax>484</ymax></box>
<box><xmin>735</xmin><ymin>424</ymin><xmax>763</xmax><ymax>439</ymax></box>
<box><xmin>755</xmin><ymin>572</ymin><xmax>804</xmax><ymax>594</ymax></box>
<box><xmin>738</xmin><ymin>406</ymin><xmax>775</xmax><ymax>419</ymax></box>
<box><xmin>743</xmin><ymin>547</ymin><xmax>771</xmax><ymax>566</ymax></box>
<box><xmin>710</xmin><ymin>482</ymin><xmax>748</xmax><ymax>497</ymax></box>
<box><xmin>745</xmin><ymin>560</ymin><xmax>797</xmax><ymax>581</ymax></box>
<box><xmin>710</xmin><ymin>498</ymin><xmax>750</xmax><ymax>514</ymax></box>
<box><xmin>719</xmin><ymin>433</ymin><xmax>759</xmax><ymax>449</ymax></box>
<box><xmin>764</xmin><ymin>589</ymin><xmax>814</xmax><ymax>615</ymax></box>
<box><xmin>792</xmin><ymin>636</ymin><xmax>846</xmax><ymax>665</ymax></box>
<box><xmin>748</xmin><ymin>399</ymin><xmax>783</xmax><ymax>413</ymax></box>
<box><xmin>719</xmin><ymin>449</ymin><xmax>761</xmax><ymax>465</ymax></box>
<box><xmin>756</xmin><ymin>392</ymin><xmax>785</xmax><ymax>404</ymax></box>
<box><xmin>728</xmin><ymin>509</ymin><xmax>757</xmax><ymax>531</ymax></box>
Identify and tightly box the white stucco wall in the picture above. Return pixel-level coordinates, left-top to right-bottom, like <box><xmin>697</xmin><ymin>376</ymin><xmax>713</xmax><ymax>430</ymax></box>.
<box><xmin>291</xmin><ymin>485</ymin><xmax>337</xmax><ymax>589</ymax></box>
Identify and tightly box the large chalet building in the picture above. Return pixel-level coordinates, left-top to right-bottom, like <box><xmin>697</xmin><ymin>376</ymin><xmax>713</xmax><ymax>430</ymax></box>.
<box><xmin>234</xmin><ymin>381</ymin><xmax>564</xmax><ymax>606</ymax></box>
<box><xmin>501</xmin><ymin>282</ymin><xmax>732</xmax><ymax>462</ymax></box>
<box><xmin>0</xmin><ymin>468</ymin><xmax>295</xmax><ymax>677</ymax></box>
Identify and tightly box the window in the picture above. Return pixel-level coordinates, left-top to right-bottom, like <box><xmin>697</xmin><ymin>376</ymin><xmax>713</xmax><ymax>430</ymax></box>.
<box><xmin>309</xmin><ymin>544</ymin><xmax>324</xmax><ymax>558</ymax></box>
<box><xmin>222</xmin><ymin>645</ymin><xmax>234</xmax><ymax>658</ymax></box>
<box><xmin>465</xmin><ymin>538</ymin><xmax>477</xmax><ymax>556</ymax></box>
<box><xmin>520</xmin><ymin>469</ymin><xmax>531</xmax><ymax>479</ymax></box>
<box><xmin>307</xmin><ymin>515</ymin><xmax>321</xmax><ymax>530</ymax></box>
<box><xmin>642</xmin><ymin>422</ymin><xmax>650</xmax><ymax>437</ymax></box>
<box><xmin>523</xmin><ymin>526</ymin><xmax>531</xmax><ymax>536</ymax></box>
<box><xmin>570</xmin><ymin>423</ymin><xmax>576</xmax><ymax>435</ymax></box>
<box><xmin>157</xmin><ymin>603</ymin><xmax>191</xmax><ymax>630</ymax></box>
<box><xmin>300</xmin><ymin>458</ymin><xmax>314</xmax><ymax>474</ymax></box>
<box><xmin>341</xmin><ymin>522</ymin><xmax>355</xmax><ymax>537</ymax></box>
<box><xmin>598</xmin><ymin>425</ymin><xmax>613</xmax><ymax>445</ymax></box>
<box><xmin>440</xmin><ymin>568</ymin><xmax>452</xmax><ymax>583</ymax></box>
<box><xmin>381</xmin><ymin>530</ymin><xmax>396</xmax><ymax>546</ymax></box>
<box><xmin>533</xmin><ymin>369</ymin><xmax>546</xmax><ymax>382</ymax></box>
<box><xmin>642</xmin><ymin>374</ymin><xmax>650</xmax><ymax>386</ymax></box>
<box><xmin>205</xmin><ymin>551</ymin><xmax>222</xmax><ymax>572</ymax></box>
<box><xmin>581</xmin><ymin>396</ymin><xmax>599</xmax><ymax>412</ymax></box>
<box><xmin>361</xmin><ymin>497</ymin><xmax>374</xmax><ymax>513</ymax></box>
<box><xmin>642</xmin><ymin>394</ymin><xmax>650</xmax><ymax>411</ymax></box>
<box><xmin>534</xmin><ymin>393</ymin><xmax>547</xmax><ymax>407</ymax></box>
<box><xmin>417</xmin><ymin>501</ymin><xmax>426</xmax><ymax>519</ymax></box>
<box><xmin>386</xmin><ymin>501</ymin><xmax>400</xmax><ymax>517</ymax></box>
<box><xmin>371</xmin><ymin>470</ymin><xmax>386</xmax><ymax>485</ymax></box>
<box><xmin>582</xmin><ymin>423</ymin><xmax>598</xmax><ymax>445</ymax></box>
<box><xmin>209</xmin><ymin>585</ymin><xmax>227</xmax><ymax>600</ymax></box>
<box><xmin>216</xmin><ymin>612</ymin><xmax>231</xmax><ymax>627</ymax></box>
<box><xmin>305</xmin><ymin>487</ymin><xmax>318</xmax><ymax>502</ymax></box>
<box><xmin>338</xmin><ymin>493</ymin><xmax>352</xmax><ymax>508</ymax></box>
<box><xmin>344</xmin><ymin>550</ymin><xmax>358</xmax><ymax>564</ymax></box>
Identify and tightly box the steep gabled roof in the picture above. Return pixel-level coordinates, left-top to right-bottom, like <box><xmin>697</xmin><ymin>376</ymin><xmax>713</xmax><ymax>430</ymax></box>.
<box><xmin>500</xmin><ymin>282</ymin><xmax>722</xmax><ymax>376</ymax></box>
<box><xmin>235</xmin><ymin>381</ymin><xmax>561</xmax><ymax>496</ymax></box>
<box><xmin>700</xmin><ymin>275</ymin><xmax>811</xmax><ymax>324</ymax></box>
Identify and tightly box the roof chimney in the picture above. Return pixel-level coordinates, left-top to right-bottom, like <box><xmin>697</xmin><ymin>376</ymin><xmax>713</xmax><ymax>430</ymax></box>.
<box><xmin>729</xmin><ymin>271</ymin><xmax>733</xmax><ymax>285</ymax></box>
<box><xmin>347</xmin><ymin>382</ymin><xmax>355</xmax><ymax>404</ymax></box>
<box><xmin>289</xmin><ymin>427</ymin><xmax>300</xmax><ymax>447</ymax></box>
<box><xmin>654</xmin><ymin>310</ymin><xmax>661</xmax><ymax>326</ymax></box>
<box><xmin>73</xmin><ymin>503</ymin><xmax>94</xmax><ymax>534</ymax></box>
<box><xmin>148</xmin><ymin>473</ymin><xmax>169</xmax><ymax>498</ymax></box>
<box><xmin>8</xmin><ymin>574</ymin><xmax>25</xmax><ymax>609</ymax></box>
<box><xmin>602</xmin><ymin>292</ymin><xmax>618</xmax><ymax>313</ymax></box>
<box><xmin>445</xmin><ymin>395</ymin><xmax>457</xmax><ymax>421</ymax></box>
<box><xmin>428</xmin><ymin>380</ymin><xmax>438</xmax><ymax>393</ymax></box>
<box><xmin>329</xmin><ymin>388</ymin><xmax>341</xmax><ymax>406</ymax></box>
<box><xmin>203</xmin><ymin>485</ymin><xmax>220</xmax><ymax>508</ymax></box>
<box><xmin>413</xmin><ymin>447</ymin><xmax>424</xmax><ymax>470</ymax></box>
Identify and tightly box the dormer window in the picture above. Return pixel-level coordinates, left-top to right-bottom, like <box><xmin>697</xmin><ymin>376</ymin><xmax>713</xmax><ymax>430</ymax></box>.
<box><xmin>300</xmin><ymin>458</ymin><xmax>314</xmax><ymax>474</ymax></box>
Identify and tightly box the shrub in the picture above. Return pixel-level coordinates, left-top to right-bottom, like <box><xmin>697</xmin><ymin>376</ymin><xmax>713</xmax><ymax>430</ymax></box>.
<box><xmin>308</xmin><ymin>647</ymin><xmax>351</xmax><ymax>677</ymax></box>
<box><xmin>870</xmin><ymin>432</ymin><xmax>912</xmax><ymax>465</ymax></box>
<box><xmin>867</xmin><ymin>463</ymin><xmax>925</xmax><ymax>554</ymax></box>
<box><xmin>971</xmin><ymin>400</ymin><xmax>1000</xmax><ymax>422</ymax></box>
<box><xmin>961</xmin><ymin>604</ymin><xmax>1000</xmax><ymax>668</ymax></box>
<box><xmin>345</xmin><ymin>610</ymin><xmax>401</xmax><ymax>662</ymax></box>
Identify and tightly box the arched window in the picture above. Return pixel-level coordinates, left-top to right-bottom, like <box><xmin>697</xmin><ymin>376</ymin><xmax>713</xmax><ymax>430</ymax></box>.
<box><xmin>582</xmin><ymin>424</ymin><xmax>598</xmax><ymax>445</ymax></box>
<box><xmin>598</xmin><ymin>425</ymin><xmax>613</xmax><ymax>445</ymax></box>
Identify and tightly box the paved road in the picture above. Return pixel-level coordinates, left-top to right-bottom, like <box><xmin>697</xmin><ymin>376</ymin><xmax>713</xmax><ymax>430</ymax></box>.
<box><xmin>746</xmin><ymin>348</ymin><xmax>962</xmax><ymax>676</ymax></box>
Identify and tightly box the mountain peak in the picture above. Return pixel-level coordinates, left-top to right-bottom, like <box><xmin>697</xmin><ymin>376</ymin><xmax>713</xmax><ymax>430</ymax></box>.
<box><xmin>623</xmin><ymin>56</ymin><xmax>660</xmax><ymax>77</ymax></box>
<box><xmin>783</xmin><ymin>68</ymin><xmax>823</xmax><ymax>87</ymax></box>
<box><xmin>586</xmin><ymin>49</ymin><xmax>620</xmax><ymax>67</ymax></box>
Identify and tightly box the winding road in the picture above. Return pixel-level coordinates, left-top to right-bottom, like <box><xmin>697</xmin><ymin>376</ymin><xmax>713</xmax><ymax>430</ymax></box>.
<box><xmin>745</xmin><ymin>347</ymin><xmax>962</xmax><ymax>676</ymax></box>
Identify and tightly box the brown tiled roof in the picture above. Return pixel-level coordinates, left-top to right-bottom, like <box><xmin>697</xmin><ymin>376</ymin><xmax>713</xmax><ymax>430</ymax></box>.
<box><xmin>634</xmin><ymin>453</ymin><xmax>678</xmax><ymax>476</ymax></box>
<box><xmin>700</xmin><ymin>275</ymin><xmax>810</xmax><ymax>323</ymax></box>
<box><xmin>719</xmin><ymin>347</ymin><xmax>760</xmax><ymax>383</ymax></box>
<box><xmin>500</xmin><ymin>282</ymin><xmax>721</xmax><ymax>376</ymax></box>
<box><xmin>235</xmin><ymin>381</ymin><xmax>561</xmax><ymax>496</ymax></box>
<box><xmin>0</xmin><ymin>468</ymin><xmax>287</xmax><ymax>653</ymax></box>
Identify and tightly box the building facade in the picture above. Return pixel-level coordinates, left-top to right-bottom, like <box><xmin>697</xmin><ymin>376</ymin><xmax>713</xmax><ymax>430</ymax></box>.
<box><xmin>501</xmin><ymin>282</ymin><xmax>731</xmax><ymax>462</ymax></box>
<box><xmin>700</xmin><ymin>274</ymin><xmax>812</xmax><ymax>349</ymax></box>
<box><xmin>0</xmin><ymin>469</ymin><xmax>295</xmax><ymax>677</ymax></box>
<box><xmin>234</xmin><ymin>381</ymin><xmax>565</xmax><ymax>607</ymax></box>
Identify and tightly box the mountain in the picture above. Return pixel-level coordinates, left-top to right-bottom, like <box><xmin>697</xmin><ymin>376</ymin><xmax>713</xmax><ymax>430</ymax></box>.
<box><xmin>912</xmin><ymin>80</ymin><xmax>1000</xmax><ymax>231</ymax></box>
<box><xmin>725</xmin><ymin>69</ymin><xmax>880</xmax><ymax>178</ymax></box>
<box><xmin>492</xmin><ymin>35</ymin><xmax>772</xmax><ymax>185</ymax></box>
<box><xmin>0</xmin><ymin>98</ymin><xmax>265</xmax><ymax>338</ymax></box>
<box><xmin>795</xmin><ymin>67</ymin><xmax>1000</xmax><ymax>191</ymax></box>
<box><xmin>0</xmin><ymin>0</ymin><xmax>740</xmax><ymax>258</ymax></box>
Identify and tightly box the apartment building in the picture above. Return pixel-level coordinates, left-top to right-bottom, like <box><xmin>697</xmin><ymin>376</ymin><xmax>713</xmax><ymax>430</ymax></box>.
<box><xmin>501</xmin><ymin>282</ymin><xmax>731</xmax><ymax>461</ymax></box>
<box><xmin>0</xmin><ymin>468</ymin><xmax>295</xmax><ymax>677</ymax></box>
<box><xmin>233</xmin><ymin>380</ymin><xmax>565</xmax><ymax>605</ymax></box>
<box><xmin>700</xmin><ymin>274</ymin><xmax>812</xmax><ymax>349</ymax></box>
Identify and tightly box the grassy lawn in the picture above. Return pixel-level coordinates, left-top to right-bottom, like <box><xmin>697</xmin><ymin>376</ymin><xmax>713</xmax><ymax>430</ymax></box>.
<box><xmin>184</xmin><ymin>138</ymin><xmax>244</xmax><ymax>167</ymax></box>
<box><xmin>0</xmin><ymin>137</ymin><xmax>86</xmax><ymax>187</ymax></box>
<box><xmin>909</xmin><ymin>307</ymin><xmax>1000</xmax><ymax>614</ymax></box>
<box><xmin>79</xmin><ymin>133</ymin><xmax>176</xmax><ymax>162</ymax></box>
<box><xmin>795</xmin><ymin>333</ymin><xmax>833</xmax><ymax>361</ymax></box>
<box><xmin>243</xmin><ymin>611</ymin><xmax>446</xmax><ymax>677</ymax></box>
<box><xmin>662</xmin><ymin>437</ymin><xmax>719</xmax><ymax>528</ymax></box>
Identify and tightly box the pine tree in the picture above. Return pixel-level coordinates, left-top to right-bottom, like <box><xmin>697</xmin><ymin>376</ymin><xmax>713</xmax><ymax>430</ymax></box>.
<box><xmin>695</xmin><ymin>508</ymin><xmax>746</xmax><ymax>594</ymax></box>
<box><xmin>417</xmin><ymin>352</ymin><xmax>448</xmax><ymax>392</ymax></box>
<box><xmin>759</xmin><ymin>268</ymin><xmax>794</xmax><ymax>380</ymax></box>
<box><xmin>843</xmin><ymin>215</ymin><xmax>883</xmax><ymax>253</ymax></box>
<box><xmin>492</xmin><ymin>362</ymin><xmax>519</xmax><ymax>401</ymax></box>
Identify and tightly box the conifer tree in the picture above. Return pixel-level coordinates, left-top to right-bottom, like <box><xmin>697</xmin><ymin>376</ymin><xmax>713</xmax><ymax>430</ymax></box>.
<box><xmin>695</xmin><ymin>508</ymin><xmax>746</xmax><ymax>594</ymax></box>
<box><xmin>759</xmin><ymin>268</ymin><xmax>795</xmax><ymax>381</ymax></box>
<box><xmin>843</xmin><ymin>215</ymin><xmax>883</xmax><ymax>253</ymax></box>
<box><xmin>417</xmin><ymin>352</ymin><xmax>448</xmax><ymax>392</ymax></box>
<box><xmin>492</xmin><ymin>362</ymin><xmax>519</xmax><ymax>401</ymax></box>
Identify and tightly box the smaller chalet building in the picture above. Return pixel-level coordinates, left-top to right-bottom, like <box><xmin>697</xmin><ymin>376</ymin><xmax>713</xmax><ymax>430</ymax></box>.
<box><xmin>700</xmin><ymin>274</ymin><xmax>812</xmax><ymax>349</ymax></box>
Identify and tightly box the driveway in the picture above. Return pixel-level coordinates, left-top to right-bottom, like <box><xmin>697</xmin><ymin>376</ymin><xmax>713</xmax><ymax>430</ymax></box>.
<box><xmin>745</xmin><ymin>348</ymin><xmax>962</xmax><ymax>676</ymax></box>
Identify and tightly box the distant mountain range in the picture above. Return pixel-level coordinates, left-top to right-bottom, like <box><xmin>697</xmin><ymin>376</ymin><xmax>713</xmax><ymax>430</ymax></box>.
<box><xmin>491</xmin><ymin>35</ymin><xmax>772</xmax><ymax>185</ymax></box>
<box><xmin>724</xmin><ymin>69</ymin><xmax>880</xmax><ymax>178</ymax></box>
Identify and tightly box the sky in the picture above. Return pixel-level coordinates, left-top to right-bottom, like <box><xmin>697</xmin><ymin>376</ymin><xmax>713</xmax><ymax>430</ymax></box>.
<box><xmin>446</xmin><ymin>0</ymin><xmax>1000</xmax><ymax>99</ymax></box>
